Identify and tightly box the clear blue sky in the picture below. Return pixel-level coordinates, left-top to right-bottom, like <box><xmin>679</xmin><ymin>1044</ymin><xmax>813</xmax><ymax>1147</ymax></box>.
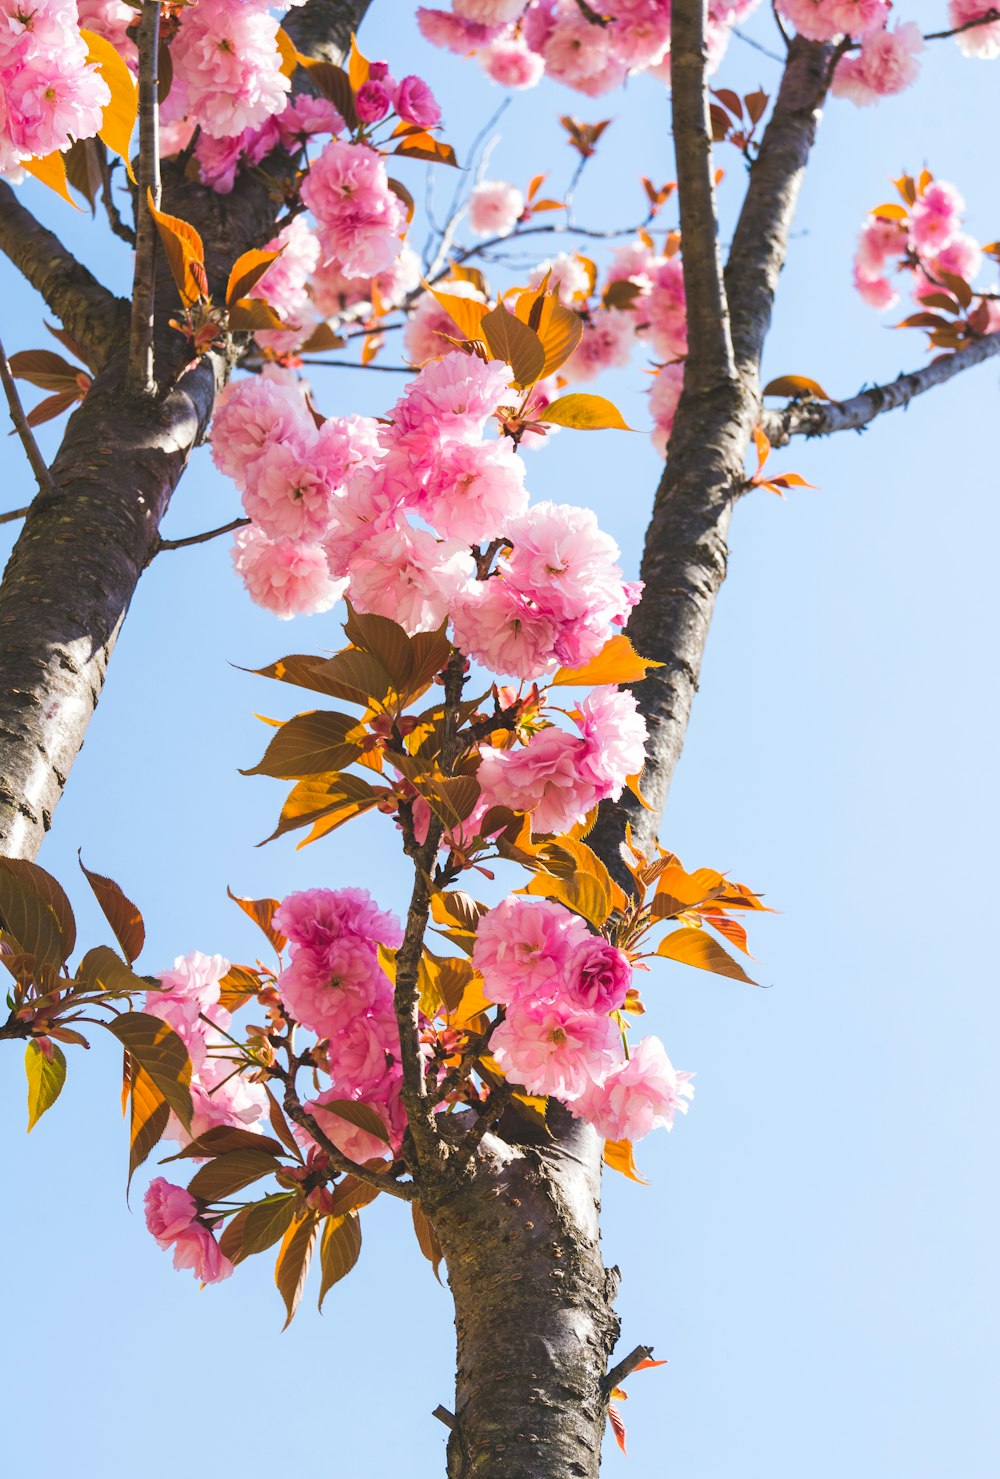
<box><xmin>1</xmin><ymin>5</ymin><xmax>997</xmax><ymax>1475</ymax></box>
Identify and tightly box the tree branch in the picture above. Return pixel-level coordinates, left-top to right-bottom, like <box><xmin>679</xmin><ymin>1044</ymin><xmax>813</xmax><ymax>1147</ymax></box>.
<box><xmin>0</xmin><ymin>182</ymin><xmax>128</xmax><ymax>372</ymax></box>
<box><xmin>127</xmin><ymin>0</ymin><xmax>162</xmax><ymax>396</ymax></box>
<box><xmin>0</xmin><ymin>334</ymin><xmax>55</xmax><ymax>498</ymax></box>
<box><xmin>762</xmin><ymin>333</ymin><xmax>1000</xmax><ymax>447</ymax></box>
<box><xmin>671</xmin><ymin>0</ymin><xmax>736</xmax><ymax>388</ymax></box>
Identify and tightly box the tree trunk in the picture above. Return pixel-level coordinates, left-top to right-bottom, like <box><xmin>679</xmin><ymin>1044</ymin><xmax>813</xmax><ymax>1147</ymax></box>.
<box><xmin>0</xmin><ymin>0</ymin><xmax>371</xmax><ymax>860</ymax></box>
<box><xmin>428</xmin><ymin>1111</ymin><xmax>619</xmax><ymax>1479</ymax></box>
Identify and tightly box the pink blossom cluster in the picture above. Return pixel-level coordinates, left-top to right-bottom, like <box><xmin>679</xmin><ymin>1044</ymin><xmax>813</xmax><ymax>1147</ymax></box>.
<box><xmin>853</xmin><ymin>177</ymin><xmax>988</xmax><ymax>311</ymax></box>
<box><xmin>474</xmin><ymin>896</ymin><xmax>694</xmax><ymax>1140</ymax></box>
<box><xmin>477</xmin><ymin>686</ymin><xmax>647</xmax><ymax>834</ymax></box>
<box><xmin>274</xmin><ymin>888</ymin><xmax>407</xmax><ymax>1161</ymax></box>
<box><xmin>145</xmin><ymin>1178</ymin><xmax>234</xmax><ymax>1284</ymax></box>
<box><xmin>0</xmin><ymin>0</ymin><xmax>110</xmax><ymax>172</ymax></box>
<box><xmin>417</xmin><ymin>0</ymin><xmax>760</xmax><ymax>95</ymax></box>
<box><xmin>144</xmin><ymin>951</ymin><xmax>269</xmax><ymax>1144</ymax></box>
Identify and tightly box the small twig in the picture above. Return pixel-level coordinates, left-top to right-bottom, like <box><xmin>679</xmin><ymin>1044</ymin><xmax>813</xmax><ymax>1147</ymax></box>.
<box><xmin>127</xmin><ymin>0</ymin><xmax>162</xmax><ymax>396</ymax></box>
<box><xmin>0</xmin><ymin>333</ymin><xmax>56</xmax><ymax>499</ymax></box>
<box><xmin>603</xmin><ymin>1344</ymin><xmax>655</xmax><ymax>1398</ymax></box>
<box><xmin>156</xmin><ymin>515</ymin><xmax>250</xmax><ymax>552</ymax></box>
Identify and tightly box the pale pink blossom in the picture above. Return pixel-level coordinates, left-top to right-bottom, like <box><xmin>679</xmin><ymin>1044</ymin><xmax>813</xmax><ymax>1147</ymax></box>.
<box><xmin>948</xmin><ymin>0</ymin><xmax>1000</xmax><ymax>57</ymax></box>
<box><xmin>348</xmin><ymin>521</ymin><xmax>475</xmax><ymax>634</ymax></box>
<box><xmin>473</xmin><ymin>897</ymin><xmax>591</xmax><ymax>1006</ymax></box>
<box><xmin>450</xmin><ymin>577</ymin><xmax>560</xmax><ymax>680</ymax></box>
<box><xmin>575</xmin><ymin>1036</ymin><xmax>695</xmax><ymax>1141</ymax></box>
<box><xmin>480</xmin><ymin>35</ymin><xmax>546</xmax><ymax>87</ymax></box>
<box><xmin>417</xmin><ymin>437</ymin><xmax>528</xmax><ymax>542</ymax></box>
<box><xmin>468</xmin><ymin>180</ymin><xmax>525</xmax><ymax>238</ymax></box>
<box><xmin>145</xmin><ymin>1178</ymin><xmax>235</xmax><ymax>1283</ymax></box>
<box><xmin>490</xmin><ymin>1003</ymin><xmax>621</xmax><ymax>1099</ymax></box>
<box><xmin>231</xmin><ymin>526</ymin><xmax>344</xmax><ymax>619</ymax></box>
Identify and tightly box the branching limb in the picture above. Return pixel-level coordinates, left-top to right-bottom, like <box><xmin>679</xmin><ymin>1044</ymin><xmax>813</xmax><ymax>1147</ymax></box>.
<box><xmin>127</xmin><ymin>0</ymin><xmax>162</xmax><ymax>396</ymax></box>
<box><xmin>761</xmin><ymin>333</ymin><xmax>1000</xmax><ymax>447</ymax></box>
<box><xmin>0</xmin><ymin>333</ymin><xmax>56</xmax><ymax>499</ymax></box>
<box><xmin>671</xmin><ymin>0</ymin><xmax>737</xmax><ymax>389</ymax></box>
<box><xmin>156</xmin><ymin>516</ymin><xmax>250</xmax><ymax>552</ymax></box>
<box><xmin>0</xmin><ymin>182</ymin><xmax>128</xmax><ymax>373</ymax></box>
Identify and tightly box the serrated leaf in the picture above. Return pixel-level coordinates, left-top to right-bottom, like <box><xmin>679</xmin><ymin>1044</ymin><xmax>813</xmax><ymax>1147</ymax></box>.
<box><xmin>536</xmin><ymin>393</ymin><xmax>633</xmax><ymax>431</ymax></box>
<box><xmin>226</xmin><ymin>248</ymin><xmax>283</xmax><ymax>307</ymax></box>
<box><xmin>551</xmin><ymin>634</ymin><xmax>662</xmax><ymax>687</ymax></box>
<box><xmin>318</xmin><ymin>1211</ymin><xmax>362</xmax><ymax>1309</ymax></box>
<box><xmin>220</xmin><ymin>1194</ymin><xmax>297</xmax><ymax>1265</ymax></box>
<box><xmin>25</xmin><ymin>1040</ymin><xmax>66</xmax><ymax>1131</ymax></box>
<box><xmin>146</xmin><ymin>193</ymin><xmax>206</xmax><ymax>307</ymax></box>
<box><xmin>656</xmin><ymin>926</ymin><xmax>757</xmax><ymax>984</ymax></box>
<box><xmin>105</xmin><ymin>1012</ymin><xmax>193</xmax><ymax>1129</ymax></box>
<box><xmin>81</xmin><ymin>28</ymin><xmax>137</xmax><ymax>180</ymax></box>
<box><xmin>22</xmin><ymin>152</ymin><xmax>83</xmax><ymax>209</ymax></box>
<box><xmin>480</xmin><ymin>302</ymin><xmax>544</xmax><ymax>389</ymax></box>
<box><xmin>243</xmin><ymin>710</ymin><xmax>365</xmax><ymax>780</ymax></box>
<box><xmin>275</xmin><ymin>1212</ymin><xmax>318</xmax><ymax>1328</ymax></box>
<box><xmin>188</xmin><ymin>1149</ymin><xmax>282</xmax><ymax>1202</ymax></box>
<box><xmin>227</xmin><ymin>889</ymin><xmax>286</xmax><ymax>955</ymax></box>
<box><xmin>411</xmin><ymin>1202</ymin><xmax>444</xmax><ymax>1282</ymax></box>
<box><xmin>78</xmin><ymin>857</ymin><xmax>144</xmax><ymax>962</ymax></box>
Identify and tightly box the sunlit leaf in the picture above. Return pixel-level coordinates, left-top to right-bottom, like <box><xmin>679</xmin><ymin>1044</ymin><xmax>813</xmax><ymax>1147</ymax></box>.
<box><xmin>318</xmin><ymin>1211</ymin><xmax>362</xmax><ymax>1309</ymax></box>
<box><xmin>24</xmin><ymin>1040</ymin><xmax>66</xmax><ymax>1131</ymax></box>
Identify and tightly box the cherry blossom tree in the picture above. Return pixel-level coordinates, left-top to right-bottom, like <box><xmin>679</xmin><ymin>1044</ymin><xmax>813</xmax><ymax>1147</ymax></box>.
<box><xmin>0</xmin><ymin>2</ymin><xmax>997</xmax><ymax>1475</ymax></box>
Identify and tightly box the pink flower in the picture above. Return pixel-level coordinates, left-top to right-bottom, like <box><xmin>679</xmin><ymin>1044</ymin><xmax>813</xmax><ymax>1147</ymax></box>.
<box><xmin>909</xmin><ymin>179</ymin><xmax>965</xmax><ymax>255</ymax></box>
<box><xmin>210</xmin><ymin>376</ymin><xmax>313</xmax><ymax>484</ymax></box>
<box><xmin>830</xmin><ymin>22</ymin><xmax>924</xmax><ymax>107</ymax></box>
<box><xmin>468</xmin><ymin>180</ymin><xmax>525</xmax><ymax>238</ymax></box>
<box><xmin>348</xmin><ymin>521</ymin><xmax>475</xmax><ymax>634</ymax></box>
<box><xmin>450</xmin><ymin>578</ymin><xmax>560</xmax><ymax>680</ymax></box>
<box><xmin>417</xmin><ymin>437</ymin><xmax>528</xmax><ymax>542</ymax></box>
<box><xmin>355</xmin><ymin>79</ymin><xmax>393</xmax><ymax>123</ymax></box>
<box><xmin>563</xmin><ymin>309</ymin><xmax>636</xmax><ymax>383</ymax></box>
<box><xmin>473</xmin><ymin>897</ymin><xmax>591</xmax><ymax>1005</ymax></box>
<box><xmin>396</xmin><ymin>75</ymin><xmax>442</xmax><ymax>127</ymax></box>
<box><xmin>948</xmin><ymin>0</ymin><xmax>1000</xmax><ymax>57</ymax></box>
<box><xmin>480</xmin><ymin>36</ymin><xmax>545</xmax><ymax>87</ymax></box>
<box><xmin>302</xmin><ymin>138</ymin><xmax>407</xmax><ymax>278</ymax></box>
<box><xmin>145</xmin><ymin>1179</ymin><xmax>234</xmax><ymax>1283</ymax></box>
<box><xmin>491</xmin><ymin>1002</ymin><xmax>621</xmax><ymax>1100</ymax></box>
<box><xmin>564</xmin><ymin>938</ymin><xmax>631</xmax><ymax>1014</ymax></box>
<box><xmin>650</xmin><ymin>361</ymin><xmax>685</xmax><ymax>456</ymax></box>
<box><xmin>575</xmin><ymin>1036</ymin><xmax>695</xmax><ymax>1141</ymax></box>
<box><xmin>231</xmin><ymin>526</ymin><xmax>345</xmax><ymax>619</ymax></box>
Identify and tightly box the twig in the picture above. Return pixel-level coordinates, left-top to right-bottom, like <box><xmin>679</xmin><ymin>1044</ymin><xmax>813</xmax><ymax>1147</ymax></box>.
<box><xmin>603</xmin><ymin>1344</ymin><xmax>655</xmax><ymax>1398</ymax></box>
<box><xmin>127</xmin><ymin>0</ymin><xmax>162</xmax><ymax>396</ymax></box>
<box><xmin>156</xmin><ymin>515</ymin><xmax>250</xmax><ymax>552</ymax></box>
<box><xmin>0</xmin><ymin>334</ymin><xmax>56</xmax><ymax>498</ymax></box>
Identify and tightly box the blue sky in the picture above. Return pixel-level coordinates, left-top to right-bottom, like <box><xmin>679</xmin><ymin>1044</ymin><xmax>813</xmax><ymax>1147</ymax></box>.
<box><xmin>1</xmin><ymin>4</ymin><xmax>998</xmax><ymax>1475</ymax></box>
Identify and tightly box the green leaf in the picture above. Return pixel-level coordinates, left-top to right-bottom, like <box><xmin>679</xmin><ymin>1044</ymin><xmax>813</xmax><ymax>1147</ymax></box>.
<box><xmin>275</xmin><ymin>1212</ymin><xmax>319</xmax><ymax>1328</ymax></box>
<box><xmin>318</xmin><ymin>1212</ymin><xmax>362</xmax><ymax>1309</ymax></box>
<box><xmin>25</xmin><ymin>1040</ymin><xmax>67</xmax><ymax>1131</ymax></box>
<box><xmin>187</xmin><ymin>1148</ymin><xmax>282</xmax><ymax>1203</ymax></box>
<box><xmin>536</xmin><ymin>393</ymin><xmax>633</xmax><ymax>431</ymax></box>
<box><xmin>242</xmin><ymin>710</ymin><xmax>365</xmax><ymax>780</ymax></box>
<box><xmin>220</xmin><ymin>1193</ymin><xmax>298</xmax><ymax>1265</ymax></box>
<box><xmin>105</xmin><ymin>1012</ymin><xmax>194</xmax><ymax>1129</ymax></box>
<box><xmin>78</xmin><ymin>857</ymin><xmax>144</xmax><ymax>963</ymax></box>
<box><xmin>480</xmin><ymin>302</ymin><xmax>544</xmax><ymax>389</ymax></box>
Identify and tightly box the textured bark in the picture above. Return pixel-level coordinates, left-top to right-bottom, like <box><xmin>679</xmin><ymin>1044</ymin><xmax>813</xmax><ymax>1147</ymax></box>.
<box><xmin>427</xmin><ymin>1110</ymin><xmax>620</xmax><ymax>1479</ymax></box>
<box><xmin>0</xmin><ymin>0</ymin><xmax>371</xmax><ymax>859</ymax></box>
<box><xmin>762</xmin><ymin>331</ymin><xmax>1000</xmax><ymax>446</ymax></box>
